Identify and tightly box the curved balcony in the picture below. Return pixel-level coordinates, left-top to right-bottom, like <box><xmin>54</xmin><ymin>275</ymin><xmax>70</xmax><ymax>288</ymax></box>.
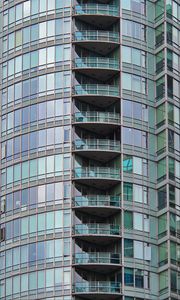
<box><xmin>73</xmin><ymin>31</ymin><xmax>120</xmax><ymax>55</ymax></box>
<box><xmin>73</xmin><ymin>57</ymin><xmax>119</xmax><ymax>80</ymax></box>
<box><xmin>73</xmin><ymin>139</ymin><xmax>120</xmax><ymax>162</ymax></box>
<box><xmin>73</xmin><ymin>167</ymin><xmax>120</xmax><ymax>189</ymax></box>
<box><xmin>73</xmin><ymin>4</ymin><xmax>119</xmax><ymax>28</ymax></box>
<box><xmin>73</xmin><ymin>112</ymin><xmax>120</xmax><ymax>134</ymax></box>
<box><xmin>73</xmin><ymin>223</ymin><xmax>121</xmax><ymax>245</ymax></box>
<box><xmin>73</xmin><ymin>252</ymin><xmax>121</xmax><ymax>273</ymax></box>
<box><xmin>73</xmin><ymin>281</ymin><xmax>121</xmax><ymax>300</ymax></box>
<box><xmin>73</xmin><ymin>195</ymin><xmax>120</xmax><ymax>217</ymax></box>
<box><xmin>73</xmin><ymin>84</ymin><xmax>119</xmax><ymax>107</ymax></box>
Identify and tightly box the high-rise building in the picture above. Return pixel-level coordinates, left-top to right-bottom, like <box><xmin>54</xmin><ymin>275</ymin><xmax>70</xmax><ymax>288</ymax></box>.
<box><xmin>0</xmin><ymin>0</ymin><xmax>179</xmax><ymax>299</ymax></box>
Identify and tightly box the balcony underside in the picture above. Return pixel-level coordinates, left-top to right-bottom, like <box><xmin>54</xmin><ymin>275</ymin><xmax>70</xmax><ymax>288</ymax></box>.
<box><xmin>74</xmin><ymin>68</ymin><xmax>119</xmax><ymax>81</ymax></box>
<box><xmin>73</xmin><ymin>263</ymin><xmax>121</xmax><ymax>274</ymax></box>
<box><xmin>73</xmin><ymin>149</ymin><xmax>120</xmax><ymax>163</ymax></box>
<box><xmin>97</xmin><ymin>0</ymin><xmax>113</xmax><ymax>3</ymax></box>
<box><xmin>73</xmin><ymin>15</ymin><xmax>119</xmax><ymax>28</ymax></box>
<box><xmin>73</xmin><ymin>292</ymin><xmax>121</xmax><ymax>300</ymax></box>
<box><xmin>73</xmin><ymin>205</ymin><xmax>120</xmax><ymax>217</ymax></box>
<box><xmin>73</xmin><ymin>123</ymin><xmax>120</xmax><ymax>135</ymax></box>
<box><xmin>73</xmin><ymin>235</ymin><xmax>120</xmax><ymax>245</ymax></box>
<box><xmin>73</xmin><ymin>95</ymin><xmax>119</xmax><ymax>108</ymax></box>
<box><xmin>73</xmin><ymin>41</ymin><xmax>119</xmax><ymax>55</ymax></box>
<box><xmin>73</xmin><ymin>177</ymin><xmax>120</xmax><ymax>189</ymax></box>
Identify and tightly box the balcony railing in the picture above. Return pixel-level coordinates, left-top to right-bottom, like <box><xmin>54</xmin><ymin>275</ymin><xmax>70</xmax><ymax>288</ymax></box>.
<box><xmin>73</xmin><ymin>195</ymin><xmax>120</xmax><ymax>208</ymax></box>
<box><xmin>74</xmin><ymin>4</ymin><xmax>119</xmax><ymax>17</ymax></box>
<box><xmin>73</xmin><ymin>252</ymin><xmax>121</xmax><ymax>264</ymax></box>
<box><xmin>73</xmin><ymin>167</ymin><xmax>120</xmax><ymax>180</ymax></box>
<box><xmin>73</xmin><ymin>84</ymin><xmax>119</xmax><ymax>97</ymax></box>
<box><xmin>74</xmin><ymin>111</ymin><xmax>120</xmax><ymax>124</ymax></box>
<box><xmin>73</xmin><ymin>224</ymin><xmax>120</xmax><ymax>235</ymax></box>
<box><xmin>73</xmin><ymin>281</ymin><xmax>121</xmax><ymax>294</ymax></box>
<box><xmin>73</xmin><ymin>30</ymin><xmax>119</xmax><ymax>43</ymax></box>
<box><xmin>74</xmin><ymin>57</ymin><xmax>119</xmax><ymax>70</ymax></box>
<box><xmin>73</xmin><ymin>139</ymin><xmax>120</xmax><ymax>151</ymax></box>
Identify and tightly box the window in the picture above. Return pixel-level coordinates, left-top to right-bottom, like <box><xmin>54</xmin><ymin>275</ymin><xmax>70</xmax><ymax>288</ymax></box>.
<box><xmin>135</xmin><ymin>269</ymin><xmax>144</xmax><ymax>288</ymax></box>
<box><xmin>124</xmin><ymin>183</ymin><xmax>133</xmax><ymax>201</ymax></box>
<box><xmin>123</xmin><ymin>128</ymin><xmax>147</xmax><ymax>148</ymax></box>
<box><xmin>122</xmin><ymin>73</ymin><xmax>146</xmax><ymax>94</ymax></box>
<box><xmin>122</xmin><ymin>20</ymin><xmax>146</xmax><ymax>41</ymax></box>
<box><xmin>124</xmin><ymin>268</ymin><xmax>134</xmax><ymax>286</ymax></box>
<box><xmin>156</xmin><ymin>23</ymin><xmax>164</xmax><ymax>46</ymax></box>
<box><xmin>122</xmin><ymin>46</ymin><xmax>146</xmax><ymax>67</ymax></box>
<box><xmin>159</xmin><ymin>242</ymin><xmax>168</xmax><ymax>266</ymax></box>
<box><xmin>123</xmin><ymin>100</ymin><xmax>148</xmax><ymax>121</ymax></box>
<box><xmin>158</xmin><ymin>186</ymin><xmax>167</xmax><ymax>210</ymax></box>
<box><xmin>124</xmin><ymin>211</ymin><xmax>133</xmax><ymax>229</ymax></box>
<box><xmin>124</xmin><ymin>268</ymin><xmax>149</xmax><ymax>289</ymax></box>
<box><xmin>158</xmin><ymin>214</ymin><xmax>167</xmax><ymax>238</ymax></box>
<box><xmin>124</xmin><ymin>239</ymin><xmax>133</xmax><ymax>257</ymax></box>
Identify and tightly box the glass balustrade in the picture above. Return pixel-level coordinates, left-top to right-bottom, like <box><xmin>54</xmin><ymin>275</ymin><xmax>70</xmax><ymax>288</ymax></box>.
<box><xmin>73</xmin><ymin>281</ymin><xmax>121</xmax><ymax>294</ymax></box>
<box><xmin>73</xmin><ymin>252</ymin><xmax>121</xmax><ymax>264</ymax></box>
<box><xmin>73</xmin><ymin>167</ymin><xmax>120</xmax><ymax>180</ymax></box>
<box><xmin>73</xmin><ymin>224</ymin><xmax>121</xmax><ymax>235</ymax></box>
<box><xmin>74</xmin><ymin>30</ymin><xmax>119</xmax><ymax>43</ymax></box>
<box><xmin>74</xmin><ymin>84</ymin><xmax>119</xmax><ymax>96</ymax></box>
<box><xmin>74</xmin><ymin>4</ymin><xmax>119</xmax><ymax>17</ymax></box>
<box><xmin>73</xmin><ymin>139</ymin><xmax>120</xmax><ymax>151</ymax></box>
<box><xmin>74</xmin><ymin>57</ymin><xmax>119</xmax><ymax>70</ymax></box>
<box><xmin>73</xmin><ymin>195</ymin><xmax>120</xmax><ymax>207</ymax></box>
<box><xmin>74</xmin><ymin>111</ymin><xmax>120</xmax><ymax>124</ymax></box>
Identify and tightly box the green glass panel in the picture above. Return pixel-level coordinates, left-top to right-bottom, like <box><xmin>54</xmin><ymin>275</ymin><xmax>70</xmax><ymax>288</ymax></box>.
<box><xmin>46</xmin><ymin>269</ymin><xmax>54</xmax><ymax>287</ymax></box>
<box><xmin>22</xmin><ymin>161</ymin><xmax>29</xmax><ymax>180</ymax></box>
<box><xmin>29</xmin><ymin>272</ymin><xmax>37</xmax><ymax>290</ymax></box>
<box><xmin>159</xmin><ymin>270</ymin><xmax>168</xmax><ymax>290</ymax></box>
<box><xmin>123</xmin><ymin>156</ymin><xmax>133</xmax><ymax>172</ymax></box>
<box><xmin>46</xmin><ymin>212</ymin><xmax>54</xmax><ymax>230</ymax></box>
<box><xmin>7</xmin><ymin>166</ymin><xmax>13</xmax><ymax>184</ymax></box>
<box><xmin>157</xmin><ymin>131</ymin><xmax>166</xmax><ymax>153</ymax></box>
<box><xmin>38</xmin><ymin>271</ymin><xmax>45</xmax><ymax>289</ymax></box>
<box><xmin>38</xmin><ymin>157</ymin><xmax>45</xmax><ymax>177</ymax></box>
<box><xmin>47</xmin><ymin>156</ymin><xmax>54</xmax><ymax>176</ymax></box>
<box><xmin>155</xmin><ymin>0</ymin><xmax>164</xmax><ymax>19</ymax></box>
<box><xmin>166</xmin><ymin>0</ymin><xmax>172</xmax><ymax>16</ymax></box>
<box><xmin>170</xmin><ymin>241</ymin><xmax>176</xmax><ymax>263</ymax></box>
<box><xmin>169</xmin><ymin>157</ymin><xmax>175</xmax><ymax>179</ymax></box>
<box><xmin>124</xmin><ymin>239</ymin><xmax>133</xmax><ymax>257</ymax></box>
<box><xmin>38</xmin><ymin>213</ymin><xmax>45</xmax><ymax>232</ymax></box>
<box><xmin>30</xmin><ymin>159</ymin><xmax>37</xmax><ymax>179</ymax></box>
<box><xmin>157</xmin><ymin>103</ymin><xmax>165</xmax><ymax>127</ymax></box>
<box><xmin>29</xmin><ymin>215</ymin><xmax>36</xmax><ymax>233</ymax></box>
<box><xmin>21</xmin><ymin>217</ymin><xmax>28</xmax><ymax>235</ymax></box>
<box><xmin>123</xmin><ymin>183</ymin><xmax>133</xmax><ymax>201</ymax></box>
<box><xmin>55</xmin><ymin>211</ymin><xmax>62</xmax><ymax>228</ymax></box>
<box><xmin>157</xmin><ymin>158</ymin><xmax>166</xmax><ymax>181</ymax></box>
<box><xmin>124</xmin><ymin>211</ymin><xmax>133</xmax><ymax>229</ymax></box>
<box><xmin>159</xmin><ymin>242</ymin><xmax>168</xmax><ymax>265</ymax></box>
<box><xmin>158</xmin><ymin>214</ymin><xmax>167</xmax><ymax>236</ymax></box>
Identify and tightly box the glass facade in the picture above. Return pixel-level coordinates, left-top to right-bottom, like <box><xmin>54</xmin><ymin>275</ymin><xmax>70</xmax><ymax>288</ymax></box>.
<box><xmin>0</xmin><ymin>0</ymin><xmax>179</xmax><ymax>300</ymax></box>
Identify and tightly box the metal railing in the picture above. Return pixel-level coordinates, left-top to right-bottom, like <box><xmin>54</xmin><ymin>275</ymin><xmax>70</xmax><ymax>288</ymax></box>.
<box><xmin>74</xmin><ymin>111</ymin><xmax>120</xmax><ymax>124</ymax></box>
<box><xmin>73</xmin><ymin>223</ymin><xmax>121</xmax><ymax>235</ymax></box>
<box><xmin>73</xmin><ymin>252</ymin><xmax>121</xmax><ymax>264</ymax></box>
<box><xmin>73</xmin><ymin>167</ymin><xmax>120</xmax><ymax>180</ymax></box>
<box><xmin>74</xmin><ymin>4</ymin><xmax>119</xmax><ymax>17</ymax></box>
<box><xmin>73</xmin><ymin>195</ymin><xmax>120</xmax><ymax>207</ymax></box>
<box><xmin>74</xmin><ymin>57</ymin><xmax>119</xmax><ymax>70</ymax></box>
<box><xmin>73</xmin><ymin>281</ymin><xmax>121</xmax><ymax>294</ymax></box>
<box><xmin>73</xmin><ymin>30</ymin><xmax>119</xmax><ymax>43</ymax></box>
<box><xmin>73</xmin><ymin>139</ymin><xmax>120</xmax><ymax>151</ymax></box>
<box><xmin>73</xmin><ymin>84</ymin><xmax>119</xmax><ymax>96</ymax></box>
